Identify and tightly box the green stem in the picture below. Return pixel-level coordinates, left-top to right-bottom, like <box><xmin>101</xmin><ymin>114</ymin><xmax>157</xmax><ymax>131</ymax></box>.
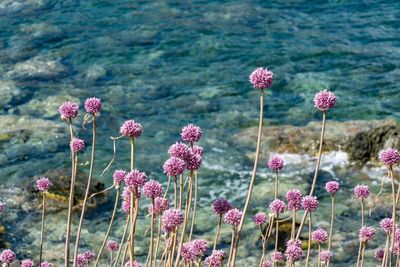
<box><xmin>39</xmin><ymin>192</ymin><xmax>46</xmax><ymax>264</ymax></box>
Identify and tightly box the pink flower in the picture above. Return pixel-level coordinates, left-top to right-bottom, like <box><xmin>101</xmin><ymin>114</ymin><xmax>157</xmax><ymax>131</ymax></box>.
<box><xmin>375</xmin><ymin>248</ymin><xmax>384</xmax><ymax>261</ymax></box>
<box><xmin>224</xmin><ymin>208</ymin><xmax>243</xmax><ymax>226</ymax></box>
<box><xmin>125</xmin><ymin>170</ymin><xmax>147</xmax><ymax>188</ymax></box>
<box><xmin>190</xmin><ymin>239</ymin><xmax>208</xmax><ymax>257</ymax></box>
<box><xmin>320</xmin><ymin>250</ymin><xmax>332</xmax><ymax>262</ymax></box>
<box><xmin>285</xmin><ymin>244</ymin><xmax>303</xmax><ymax>262</ymax></box>
<box><xmin>185</xmin><ymin>151</ymin><xmax>202</xmax><ymax>171</ymax></box>
<box><xmin>84</xmin><ymin>97</ymin><xmax>102</xmax><ymax>114</ymax></box>
<box><xmin>379</xmin><ymin>148</ymin><xmax>400</xmax><ymax>166</ymax></box>
<box><xmin>168</xmin><ymin>142</ymin><xmax>190</xmax><ymax>159</ymax></box>
<box><xmin>301</xmin><ymin>196</ymin><xmax>319</xmax><ymax>212</ymax></box>
<box><xmin>271</xmin><ymin>251</ymin><xmax>283</xmax><ymax>262</ymax></box>
<box><xmin>204</xmin><ymin>250</ymin><xmax>225</xmax><ymax>267</ymax></box>
<box><xmin>124</xmin><ymin>261</ymin><xmax>141</xmax><ymax>267</ymax></box>
<box><xmin>313</xmin><ymin>90</ymin><xmax>336</xmax><ymax>111</ymax></box>
<box><xmin>0</xmin><ymin>249</ymin><xmax>16</xmax><ymax>264</ymax></box>
<box><xmin>181</xmin><ymin>124</ymin><xmax>202</xmax><ymax>143</ymax></box>
<box><xmin>83</xmin><ymin>251</ymin><xmax>96</xmax><ymax>263</ymax></box>
<box><xmin>143</xmin><ymin>180</ymin><xmax>163</xmax><ymax>198</ymax></box>
<box><xmin>70</xmin><ymin>138</ymin><xmax>85</xmax><ymax>153</ymax></box>
<box><xmin>261</xmin><ymin>260</ymin><xmax>273</xmax><ymax>267</ymax></box>
<box><xmin>40</xmin><ymin>262</ymin><xmax>53</xmax><ymax>267</ymax></box>
<box><xmin>163</xmin><ymin>157</ymin><xmax>186</xmax><ymax>176</ymax></box>
<box><xmin>106</xmin><ymin>240</ymin><xmax>119</xmax><ymax>252</ymax></box>
<box><xmin>286</xmin><ymin>189</ymin><xmax>302</xmax><ymax>211</ymax></box>
<box><xmin>359</xmin><ymin>226</ymin><xmax>376</xmax><ymax>241</ymax></box>
<box><xmin>268</xmin><ymin>155</ymin><xmax>284</xmax><ymax>171</ymax></box>
<box><xmin>21</xmin><ymin>259</ymin><xmax>35</xmax><ymax>267</ymax></box>
<box><xmin>36</xmin><ymin>177</ymin><xmax>52</xmax><ymax>192</ymax></box>
<box><xmin>113</xmin><ymin>170</ymin><xmax>126</xmax><ymax>185</ymax></box>
<box><xmin>181</xmin><ymin>243</ymin><xmax>196</xmax><ymax>263</ymax></box>
<box><xmin>249</xmin><ymin>68</ymin><xmax>274</xmax><ymax>89</ymax></box>
<box><xmin>148</xmin><ymin>197</ymin><xmax>169</xmax><ymax>215</ymax></box>
<box><xmin>59</xmin><ymin>101</ymin><xmax>78</xmax><ymax>119</ymax></box>
<box><xmin>162</xmin><ymin>209</ymin><xmax>184</xmax><ymax>230</ymax></box>
<box><xmin>380</xmin><ymin>218</ymin><xmax>393</xmax><ymax>234</ymax></box>
<box><xmin>253</xmin><ymin>212</ymin><xmax>268</xmax><ymax>225</ymax></box>
<box><xmin>0</xmin><ymin>202</ymin><xmax>4</xmax><ymax>212</ymax></box>
<box><xmin>312</xmin><ymin>228</ymin><xmax>328</xmax><ymax>244</ymax></box>
<box><xmin>192</xmin><ymin>145</ymin><xmax>203</xmax><ymax>156</ymax></box>
<box><xmin>120</xmin><ymin>120</ymin><xmax>143</xmax><ymax>138</ymax></box>
<box><xmin>76</xmin><ymin>254</ymin><xmax>85</xmax><ymax>267</ymax></box>
<box><xmin>353</xmin><ymin>185</ymin><xmax>369</xmax><ymax>199</ymax></box>
<box><xmin>325</xmin><ymin>181</ymin><xmax>340</xmax><ymax>195</ymax></box>
<box><xmin>212</xmin><ymin>198</ymin><xmax>233</xmax><ymax>215</ymax></box>
<box><xmin>269</xmin><ymin>199</ymin><xmax>286</xmax><ymax>214</ymax></box>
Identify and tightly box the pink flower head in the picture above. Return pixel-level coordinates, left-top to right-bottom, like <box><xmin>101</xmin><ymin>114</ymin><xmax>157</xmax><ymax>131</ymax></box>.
<box><xmin>301</xmin><ymin>196</ymin><xmax>319</xmax><ymax>212</ymax></box>
<box><xmin>122</xmin><ymin>199</ymin><xmax>131</xmax><ymax>214</ymax></box>
<box><xmin>224</xmin><ymin>208</ymin><xmax>243</xmax><ymax>226</ymax></box>
<box><xmin>320</xmin><ymin>250</ymin><xmax>332</xmax><ymax>262</ymax></box>
<box><xmin>190</xmin><ymin>239</ymin><xmax>208</xmax><ymax>258</ymax></box>
<box><xmin>253</xmin><ymin>212</ymin><xmax>268</xmax><ymax>225</ymax></box>
<box><xmin>181</xmin><ymin>124</ymin><xmax>202</xmax><ymax>143</ymax></box>
<box><xmin>76</xmin><ymin>254</ymin><xmax>85</xmax><ymax>267</ymax></box>
<box><xmin>181</xmin><ymin>243</ymin><xmax>196</xmax><ymax>263</ymax></box>
<box><xmin>395</xmin><ymin>228</ymin><xmax>400</xmax><ymax>242</ymax></box>
<box><xmin>83</xmin><ymin>251</ymin><xmax>96</xmax><ymax>263</ymax></box>
<box><xmin>40</xmin><ymin>262</ymin><xmax>53</xmax><ymax>267</ymax></box>
<box><xmin>325</xmin><ymin>181</ymin><xmax>340</xmax><ymax>195</ymax></box>
<box><xmin>0</xmin><ymin>249</ymin><xmax>16</xmax><ymax>264</ymax></box>
<box><xmin>163</xmin><ymin>157</ymin><xmax>186</xmax><ymax>176</ymax></box>
<box><xmin>375</xmin><ymin>248</ymin><xmax>384</xmax><ymax>261</ymax></box>
<box><xmin>271</xmin><ymin>251</ymin><xmax>283</xmax><ymax>262</ymax></box>
<box><xmin>286</xmin><ymin>189</ymin><xmax>302</xmax><ymax>211</ymax></box>
<box><xmin>59</xmin><ymin>101</ymin><xmax>78</xmax><ymax>119</ymax></box>
<box><xmin>192</xmin><ymin>145</ymin><xmax>203</xmax><ymax>156</ymax></box>
<box><xmin>70</xmin><ymin>138</ymin><xmax>85</xmax><ymax>153</ymax></box>
<box><xmin>185</xmin><ymin>151</ymin><xmax>202</xmax><ymax>171</ymax></box>
<box><xmin>106</xmin><ymin>240</ymin><xmax>119</xmax><ymax>252</ymax></box>
<box><xmin>124</xmin><ymin>261</ymin><xmax>141</xmax><ymax>267</ymax></box>
<box><xmin>379</xmin><ymin>148</ymin><xmax>400</xmax><ymax>166</ymax></box>
<box><xmin>162</xmin><ymin>209</ymin><xmax>184</xmax><ymax>230</ymax></box>
<box><xmin>84</xmin><ymin>97</ymin><xmax>102</xmax><ymax>114</ymax></box>
<box><xmin>394</xmin><ymin>242</ymin><xmax>400</xmax><ymax>256</ymax></box>
<box><xmin>0</xmin><ymin>202</ymin><xmax>4</xmax><ymax>212</ymax></box>
<box><xmin>312</xmin><ymin>228</ymin><xmax>328</xmax><ymax>244</ymax></box>
<box><xmin>36</xmin><ymin>177</ymin><xmax>52</xmax><ymax>192</ymax></box>
<box><xmin>353</xmin><ymin>185</ymin><xmax>369</xmax><ymax>199</ymax></box>
<box><xmin>249</xmin><ymin>67</ymin><xmax>274</xmax><ymax>89</ymax></box>
<box><xmin>212</xmin><ymin>198</ymin><xmax>233</xmax><ymax>215</ymax></box>
<box><xmin>21</xmin><ymin>259</ymin><xmax>35</xmax><ymax>267</ymax></box>
<box><xmin>359</xmin><ymin>226</ymin><xmax>376</xmax><ymax>241</ymax></box>
<box><xmin>380</xmin><ymin>218</ymin><xmax>393</xmax><ymax>234</ymax></box>
<box><xmin>285</xmin><ymin>244</ymin><xmax>303</xmax><ymax>262</ymax></box>
<box><xmin>113</xmin><ymin>170</ymin><xmax>126</xmax><ymax>185</ymax></box>
<box><xmin>125</xmin><ymin>170</ymin><xmax>147</xmax><ymax>188</ymax></box>
<box><xmin>313</xmin><ymin>90</ymin><xmax>336</xmax><ymax>111</ymax></box>
<box><xmin>148</xmin><ymin>197</ymin><xmax>169</xmax><ymax>215</ymax></box>
<box><xmin>204</xmin><ymin>250</ymin><xmax>225</xmax><ymax>267</ymax></box>
<box><xmin>269</xmin><ymin>199</ymin><xmax>286</xmax><ymax>214</ymax></box>
<box><xmin>287</xmin><ymin>238</ymin><xmax>302</xmax><ymax>247</ymax></box>
<box><xmin>120</xmin><ymin>120</ymin><xmax>143</xmax><ymax>138</ymax></box>
<box><xmin>268</xmin><ymin>155</ymin><xmax>284</xmax><ymax>171</ymax></box>
<box><xmin>143</xmin><ymin>180</ymin><xmax>163</xmax><ymax>198</ymax></box>
<box><xmin>168</xmin><ymin>142</ymin><xmax>190</xmax><ymax>159</ymax></box>
<box><xmin>261</xmin><ymin>260</ymin><xmax>273</xmax><ymax>267</ymax></box>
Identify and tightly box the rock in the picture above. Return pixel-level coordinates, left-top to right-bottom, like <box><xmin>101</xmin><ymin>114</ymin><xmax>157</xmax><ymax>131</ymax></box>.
<box><xmin>19</xmin><ymin>22</ymin><xmax>63</xmax><ymax>42</ymax></box>
<box><xmin>0</xmin><ymin>80</ymin><xmax>20</xmax><ymax>109</ymax></box>
<box><xmin>85</xmin><ymin>64</ymin><xmax>106</xmax><ymax>83</ymax></box>
<box><xmin>235</xmin><ymin>119</ymin><xmax>400</xmax><ymax>164</ymax></box>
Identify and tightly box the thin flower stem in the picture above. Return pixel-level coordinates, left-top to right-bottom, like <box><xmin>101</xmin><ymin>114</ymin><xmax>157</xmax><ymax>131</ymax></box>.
<box><xmin>154</xmin><ymin>217</ymin><xmax>162</xmax><ymax>267</ymax></box>
<box><xmin>164</xmin><ymin>176</ymin><xmax>171</xmax><ymax>198</ymax></box>
<box><xmin>189</xmin><ymin>171</ymin><xmax>198</xmax><ymax>241</ymax></box>
<box><xmin>291</xmin><ymin>210</ymin><xmax>296</xmax><ymax>239</ymax></box>
<box><xmin>73</xmin><ymin>116</ymin><xmax>97</xmax><ymax>267</ymax></box>
<box><xmin>110</xmin><ymin>252</ymin><xmax>113</xmax><ymax>267</ymax></box>
<box><xmin>213</xmin><ymin>215</ymin><xmax>223</xmax><ymax>251</ymax></box>
<box><xmin>227</xmin><ymin>227</ymin><xmax>237</xmax><ymax>266</ymax></box>
<box><xmin>305</xmin><ymin>213</ymin><xmax>312</xmax><ymax>267</ymax></box>
<box><xmin>129</xmin><ymin>137</ymin><xmax>136</xmax><ymax>267</ymax></box>
<box><xmin>179</xmin><ymin>174</ymin><xmax>183</xmax><ymax>209</ymax></box>
<box><xmin>94</xmin><ymin>187</ymin><xmax>121</xmax><ymax>267</ymax></box>
<box><xmin>273</xmin><ymin>214</ymin><xmax>279</xmax><ymax>267</ymax></box>
<box><xmin>356</xmin><ymin>200</ymin><xmax>364</xmax><ymax>267</ymax></box>
<box><xmin>318</xmin><ymin>244</ymin><xmax>321</xmax><ymax>267</ymax></box>
<box><xmin>112</xmin><ymin>216</ymin><xmax>129</xmax><ymax>267</ymax></box>
<box><xmin>396</xmin><ymin>251</ymin><xmax>399</xmax><ymax>267</ymax></box>
<box><xmin>65</xmin><ymin>121</ymin><xmax>76</xmax><ymax>267</ymax></box>
<box><xmin>230</xmin><ymin>89</ymin><xmax>264</xmax><ymax>266</ymax></box>
<box><xmin>382</xmin><ymin>234</ymin><xmax>390</xmax><ymax>267</ymax></box>
<box><xmin>121</xmin><ymin>241</ymin><xmax>129</xmax><ymax>267</ymax></box>
<box><xmin>326</xmin><ymin>195</ymin><xmax>334</xmax><ymax>267</ymax></box>
<box><xmin>39</xmin><ymin>192</ymin><xmax>46</xmax><ymax>265</ymax></box>
<box><xmin>360</xmin><ymin>242</ymin><xmax>366</xmax><ymax>267</ymax></box>
<box><xmin>390</xmin><ymin>166</ymin><xmax>396</xmax><ymax>258</ymax></box>
<box><xmin>174</xmin><ymin>176</ymin><xmax>178</xmax><ymax>209</ymax></box>
<box><xmin>274</xmin><ymin>171</ymin><xmax>279</xmax><ymax>199</ymax></box>
<box><xmin>148</xmin><ymin>197</ymin><xmax>155</xmax><ymax>267</ymax></box>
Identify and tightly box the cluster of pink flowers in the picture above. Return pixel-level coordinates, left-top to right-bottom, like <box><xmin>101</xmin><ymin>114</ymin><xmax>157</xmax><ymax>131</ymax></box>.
<box><xmin>320</xmin><ymin>250</ymin><xmax>332</xmax><ymax>262</ymax></box>
<box><xmin>313</xmin><ymin>90</ymin><xmax>336</xmax><ymax>111</ymax></box>
<box><xmin>0</xmin><ymin>202</ymin><xmax>4</xmax><ymax>213</ymax></box>
<box><xmin>180</xmin><ymin>239</ymin><xmax>208</xmax><ymax>263</ymax></box>
<box><xmin>285</xmin><ymin>239</ymin><xmax>303</xmax><ymax>262</ymax></box>
<box><xmin>268</xmin><ymin>155</ymin><xmax>284</xmax><ymax>171</ymax></box>
<box><xmin>269</xmin><ymin>199</ymin><xmax>286</xmax><ymax>214</ymax></box>
<box><xmin>312</xmin><ymin>228</ymin><xmax>328</xmax><ymax>244</ymax></box>
<box><xmin>181</xmin><ymin>124</ymin><xmax>202</xmax><ymax>143</ymax></box>
<box><xmin>124</xmin><ymin>169</ymin><xmax>147</xmax><ymax>188</ymax></box>
<box><xmin>106</xmin><ymin>240</ymin><xmax>119</xmax><ymax>252</ymax></box>
<box><xmin>271</xmin><ymin>251</ymin><xmax>283</xmax><ymax>262</ymax></box>
<box><xmin>124</xmin><ymin>261</ymin><xmax>141</xmax><ymax>267</ymax></box>
<box><xmin>252</xmin><ymin>212</ymin><xmax>268</xmax><ymax>225</ymax></box>
<box><xmin>359</xmin><ymin>226</ymin><xmax>376</xmax><ymax>242</ymax></box>
<box><xmin>301</xmin><ymin>195</ymin><xmax>319</xmax><ymax>212</ymax></box>
<box><xmin>353</xmin><ymin>185</ymin><xmax>370</xmax><ymax>199</ymax></box>
<box><xmin>142</xmin><ymin>180</ymin><xmax>163</xmax><ymax>199</ymax></box>
<box><xmin>120</xmin><ymin>120</ymin><xmax>143</xmax><ymax>138</ymax></box>
<box><xmin>21</xmin><ymin>259</ymin><xmax>35</xmax><ymax>267</ymax></box>
<box><xmin>84</xmin><ymin>97</ymin><xmax>102</xmax><ymax>114</ymax></box>
<box><xmin>249</xmin><ymin>67</ymin><xmax>274</xmax><ymax>89</ymax></box>
<box><xmin>36</xmin><ymin>177</ymin><xmax>52</xmax><ymax>192</ymax></box>
<box><xmin>212</xmin><ymin>198</ymin><xmax>233</xmax><ymax>215</ymax></box>
<box><xmin>204</xmin><ymin>250</ymin><xmax>225</xmax><ymax>267</ymax></box>
<box><xmin>113</xmin><ymin>169</ymin><xmax>126</xmax><ymax>185</ymax></box>
<box><xmin>70</xmin><ymin>138</ymin><xmax>85</xmax><ymax>153</ymax></box>
<box><xmin>379</xmin><ymin>148</ymin><xmax>400</xmax><ymax>166</ymax></box>
<box><xmin>76</xmin><ymin>251</ymin><xmax>95</xmax><ymax>267</ymax></box>
<box><xmin>379</xmin><ymin>218</ymin><xmax>393</xmax><ymax>234</ymax></box>
<box><xmin>148</xmin><ymin>196</ymin><xmax>169</xmax><ymax>215</ymax></box>
<box><xmin>162</xmin><ymin>208</ymin><xmax>184</xmax><ymax>232</ymax></box>
<box><xmin>286</xmin><ymin>189</ymin><xmax>302</xmax><ymax>211</ymax></box>
<box><xmin>224</xmin><ymin>208</ymin><xmax>243</xmax><ymax>226</ymax></box>
<box><xmin>59</xmin><ymin>101</ymin><xmax>79</xmax><ymax>119</ymax></box>
<box><xmin>325</xmin><ymin>180</ymin><xmax>340</xmax><ymax>195</ymax></box>
<box><xmin>163</xmin><ymin>157</ymin><xmax>186</xmax><ymax>176</ymax></box>
<box><xmin>0</xmin><ymin>249</ymin><xmax>16</xmax><ymax>264</ymax></box>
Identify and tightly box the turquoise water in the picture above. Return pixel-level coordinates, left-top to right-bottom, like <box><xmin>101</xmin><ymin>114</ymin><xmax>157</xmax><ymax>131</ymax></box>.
<box><xmin>0</xmin><ymin>0</ymin><xmax>399</xmax><ymax>265</ymax></box>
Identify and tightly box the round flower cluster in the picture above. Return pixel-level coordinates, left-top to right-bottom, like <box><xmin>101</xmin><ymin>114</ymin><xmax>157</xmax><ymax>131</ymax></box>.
<box><xmin>181</xmin><ymin>124</ymin><xmax>202</xmax><ymax>143</ymax></box>
<box><xmin>192</xmin><ymin>145</ymin><xmax>203</xmax><ymax>156</ymax></box>
<box><xmin>181</xmin><ymin>239</ymin><xmax>208</xmax><ymax>263</ymax></box>
<box><xmin>59</xmin><ymin>101</ymin><xmax>79</xmax><ymax>119</ymax></box>
<box><xmin>286</xmin><ymin>189</ymin><xmax>302</xmax><ymax>211</ymax></box>
<box><xmin>185</xmin><ymin>152</ymin><xmax>202</xmax><ymax>171</ymax></box>
<box><xmin>0</xmin><ymin>202</ymin><xmax>4</xmax><ymax>213</ymax></box>
<box><xmin>84</xmin><ymin>97</ymin><xmax>102</xmax><ymax>114</ymax></box>
<box><xmin>83</xmin><ymin>251</ymin><xmax>96</xmax><ymax>262</ymax></box>
<box><xmin>312</xmin><ymin>228</ymin><xmax>328</xmax><ymax>244</ymax></box>
<box><xmin>204</xmin><ymin>250</ymin><xmax>225</xmax><ymax>267</ymax></box>
<box><xmin>21</xmin><ymin>259</ymin><xmax>35</xmax><ymax>267</ymax></box>
<box><xmin>106</xmin><ymin>240</ymin><xmax>119</xmax><ymax>252</ymax></box>
<box><xmin>70</xmin><ymin>138</ymin><xmax>85</xmax><ymax>153</ymax></box>
<box><xmin>163</xmin><ymin>157</ymin><xmax>186</xmax><ymax>176</ymax></box>
<box><xmin>253</xmin><ymin>212</ymin><xmax>268</xmax><ymax>225</ymax></box>
<box><xmin>36</xmin><ymin>177</ymin><xmax>52</xmax><ymax>192</ymax></box>
<box><xmin>40</xmin><ymin>262</ymin><xmax>53</xmax><ymax>267</ymax></box>
<box><xmin>249</xmin><ymin>67</ymin><xmax>274</xmax><ymax>89</ymax></box>
<box><xmin>120</xmin><ymin>120</ymin><xmax>143</xmax><ymax>138</ymax></box>
<box><xmin>380</xmin><ymin>218</ymin><xmax>393</xmax><ymax>234</ymax></box>
<box><xmin>124</xmin><ymin>261</ymin><xmax>141</xmax><ymax>267</ymax></box>
<box><xmin>359</xmin><ymin>226</ymin><xmax>376</xmax><ymax>241</ymax></box>
<box><xmin>353</xmin><ymin>185</ymin><xmax>369</xmax><ymax>199</ymax></box>
<box><xmin>271</xmin><ymin>251</ymin><xmax>283</xmax><ymax>262</ymax></box>
<box><xmin>325</xmin><ymin>181</ymin><xmax>340</xmax><ymax>195</ymax></box>
<box><xmin>374</xmin><ymin>248</ymin><xmax>384</xmax><ymax>261</ymax></box>
<box><xmin>261</xmin><ymin>260</ymin><xmax>273</xmax><ymax>267</ymax></box>
<box><xmin>181</xmin><ymin>243</ymin><xmax>196</xmax><ymax>263</ymax></box>
<box><xmin>162</xmin><ymin>209</ymin><xmax>184</xmax><ymax>231</ymax></box>
<box><xmin>268</xmin><ymin>155</ymin><xmax>284</xmax><ymax>171</ymax></box>
<box><xmin>125</xmin><ymin>170</ymin><xmax>147</xmax><ymax>188</ymax></box>
<box><xmin>143</xmin><ymin>180</ymin><xmax>163</xmax><ymax>199</ymax></box>
<box><xmin>224</xmin><ymin>208</ymin><xmax>243</xmax><ymax>226</ymax></box>
<box><xmin>301</xmin><ymin>196</ymin><xmax>319</xmax><ymax>212</ymax></box>
<box><xmin>149</xmin><ymin>197</ymin><xmax>169</xmax><ymax>215</ymax></box>
<box><xmin>212</xmin><ymin>198</ymin><xmax>233</xmax><ymax>215</ymax></box>
<box><xmin>113</xmin><ymin>170</ymin><xmax>126</xmax><ymax>185</ymax></box>
<box><xmin>379</xmin><ymin>148</ymin><xmax>400</xmax><ymax>166</ymax></box>
<box><xmin>0</xmin><ymin>249</ymin><xmax>16</xmax><ymax>264</ymax></box>
<box><xmin>285</xmin><ymin>239</ymin><xmax>303</xmax><ymax>262</ymax></box>
<box><xmin>168</xmin><ymin>142</ymin><xmax>190</xmax><ymax>159</ymax></box>
<box><xmin>269</xmin><ymin>199</ymin><xmax>286</xmax><ymax>214</ymax></box>
<box><xmin>320</xmin><ymin>250</ymin><xmax>332</xmax><ymax>262</ymax></box>
<box><xmin>313</xmin><ymin>90</ymin><xmax>336</xmax><ymax>111</ymax></box>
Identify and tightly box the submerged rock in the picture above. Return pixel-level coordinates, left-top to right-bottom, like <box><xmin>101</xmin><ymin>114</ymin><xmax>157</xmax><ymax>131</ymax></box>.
<box><xmin>235</xmin><ymin>119</ymin><xmax>400</xmax><ymax>164</ymax></box>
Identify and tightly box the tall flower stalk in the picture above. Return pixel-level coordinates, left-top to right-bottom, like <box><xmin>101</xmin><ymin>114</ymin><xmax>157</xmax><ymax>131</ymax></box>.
<box><xmin>354</xmin><ymin>185</ymin><xmax>369</xmax><ymax>266</ymax></box>
<box><xmin>37</xmin><ymin>177</ymin><xmax>52</xmax><ymax>265</ymax></box>
<box><xmin>230</xmin><ymin>67</ymin><xmax>274</xmax><ymax>266</ymax></box>
<box><xmin>358</xmin><ymin>226</ymin><xmax>376</xmax><ymax>267</ymax></box>
<box><xmin>325</xmin><ymin>181</ymin><xmax>339</xmax><ymax>267</ymax></box>
<box><xmin>211</xmin><ymin>198</ymin><xmax>232</xmax><ymax>251</ymax></box>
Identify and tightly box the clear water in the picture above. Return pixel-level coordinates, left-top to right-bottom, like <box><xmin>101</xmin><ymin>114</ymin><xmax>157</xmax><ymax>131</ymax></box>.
<box><xmin>0</xmin><ymin>0</ymin><xmax>399</xmax><ymax>266</ymax></box>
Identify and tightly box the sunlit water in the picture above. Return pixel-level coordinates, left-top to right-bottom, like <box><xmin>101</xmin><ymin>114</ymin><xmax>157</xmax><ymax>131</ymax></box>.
<box><xmin>0</xmin><ymin>0</ymin><xmax>399</xmax><ymax>266</ymax></box>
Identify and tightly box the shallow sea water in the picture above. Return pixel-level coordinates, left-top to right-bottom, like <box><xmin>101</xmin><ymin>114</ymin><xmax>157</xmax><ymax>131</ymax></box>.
<box><xmin>0</xmin><ymin>0</ymin><xmax>400</xmax><ymax>266</ymax></box>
